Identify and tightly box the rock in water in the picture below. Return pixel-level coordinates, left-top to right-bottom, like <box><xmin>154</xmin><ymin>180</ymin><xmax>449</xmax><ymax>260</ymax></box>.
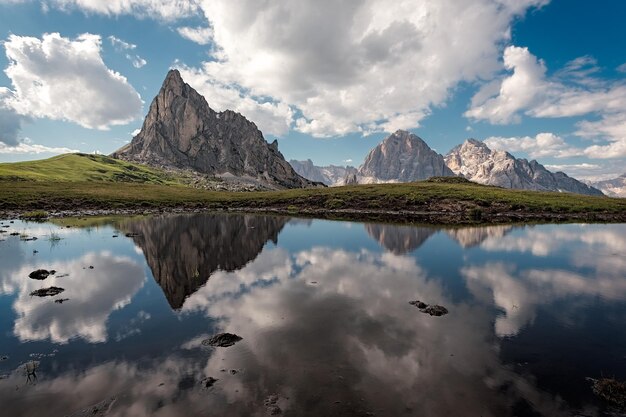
<box><xmin>445</xmin><ymin>139</ymin><xmax>604</xmax><ymax>196</ymax></box>
<box><xmin>28</xmin><ymin>269</ymin><xmax>51</xmax><ymax>280</ymax></box>
<box><xmin>358</xmin><ymin>130</ymin><xmax>455</xmax><ymax>183</ymax></box>
<box><xmin>201</xmin><ymin>332</ymin><xmax>243</xmax><ymax>347</ymax></box>
<box><xmin>409</xmin><ymin>300</ymin><xmax>448</xmax><ymax>316</ymax></box>
<box><xmin>30</xmin><ymin>287</ymin><xmax>65</xmax><ymax>297</ymax></box>
<box><xmin>112</xmin><ymin>69</ymin><xmax>315</xmax><ymax>190</ymax></box>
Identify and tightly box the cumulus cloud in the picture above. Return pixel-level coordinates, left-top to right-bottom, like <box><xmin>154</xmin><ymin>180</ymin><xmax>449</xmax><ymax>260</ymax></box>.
<box><xmin>178</xmin><ymin>66</ymin><xmax>294</xmax><ymax>136</ymax></box>
<box><xmin>172</xmin><ymin>0</ymin><xmax>548</xmax><ymax>137</ymax></box>
<box><xmin>177</xmin><ymin>26</ymin><xmax>213</xmax><ymax>45</ymax></box>
<box><xmin>3</xmin><ymin>32</ymin><xmax>143</xmax><ymax>130</ymax></box>
<box><xmin>484</xmin><ymin>132</ymin><xmax>583</xmax><ymax>158</ymax></box>
<box><xmin>467</xmin><ymin>46</ymin><xmax>626</xmax><ymax>158</ymax></box>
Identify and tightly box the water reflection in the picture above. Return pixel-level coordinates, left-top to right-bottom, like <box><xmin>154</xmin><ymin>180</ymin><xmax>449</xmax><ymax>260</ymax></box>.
<box><xmin>365</xmin><ymin>223</ymin><xmax>436</xmax><ymax>254</ymax></box>
<box><xmin>1</xmin><ymin>251</ymin><xmax>145</xmax><ymax>343</ymax></box>
<box><xmin>0</xmin><ymin>217</ymin><xmax>625</xmax><ymax>416</ymax></box>
<box><xmin>118</xmin><ymin>213</ymin><xmax>287</xmax><ymax>309</ymax></box>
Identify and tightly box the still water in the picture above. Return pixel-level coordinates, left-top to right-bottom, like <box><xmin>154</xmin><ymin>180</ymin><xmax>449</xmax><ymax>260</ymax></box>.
<box><xmin>0</xmin><ymin>214</ymin><xmax>625</xmax><ymax>416</ymax></box>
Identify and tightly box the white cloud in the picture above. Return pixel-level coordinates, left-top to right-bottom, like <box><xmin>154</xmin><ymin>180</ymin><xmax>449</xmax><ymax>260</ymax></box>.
<box><xmin>176</xmin><ymin>0</ymin><xmax>548</xmax><ymax>137</ymax></box>
<box><xmin>178</xmin><ymin>66</ymin><xmax>294</xmax><ymax>136</ymax></box>
<box><xmin>467</xmin><ymin>45</ymin><xmax>626</xmax><ymax>158</ymax></box>
<box><xmin>177</xmin><ymin>26</ymin><xmax>213</xmax><ymax>45</ymax></box>
<box><xmin>108</xmin><ymin>35</ymin><xmax>136</xmax><ymax>50</ymax></box>
<box><xmin>0</xmin><ymin>139</ymin><xmax>79</xmax><ymax>154</ymax></box>
<box><xmin>108</xmin><ymin>35</ymin><xmax>147</xmax><ymax>68</ymax></box>
<box><xmin>484</xmin><ymin>132</ymin><xmax>582</xmax><ymax>159</ymax></box>
<box><xmin>126</xmin><ymin>54</ymin><xmax>147</xmax><ymax>68</ymax></box>
<box><xmin>44</xmin><ymin>0</ymin><xmax>199</xmax><ymax>21</ymax></box>
<box><xmin>3</xmin><ymin>32</ymin><xmax>143</xmax><ymax>130</ymax></box>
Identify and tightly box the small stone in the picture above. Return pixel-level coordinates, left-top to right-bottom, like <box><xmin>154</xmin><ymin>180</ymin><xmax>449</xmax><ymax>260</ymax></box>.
<box><xmin>55</xmin><ymin>298</ymin><xmax>70</xmax><ymax>304</ymax></box>
<box><xmin>201</xmin><ymin>376</ymin><xmax>218</xmax><ymax>388</ymax></box>
<box><xmin>201</xmin><ymin>333</ymin><xmax>243</xmax><ymax>347</ymax></box>
<box><xmin>30</xmin><ymin>286</ymin><xmax>65</xmax><ymax>297</ymax></box>
<box><xmin>29</xmin><ymin>269</ymin><xmax>51</xmax><ymax>280</ymax></box>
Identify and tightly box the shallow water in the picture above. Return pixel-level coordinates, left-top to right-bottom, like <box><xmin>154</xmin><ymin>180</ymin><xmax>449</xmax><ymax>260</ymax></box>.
<box><xmin>0</xmin><ymin>214</ymin><xmax>625</xmax><ymax>416</ymax></box>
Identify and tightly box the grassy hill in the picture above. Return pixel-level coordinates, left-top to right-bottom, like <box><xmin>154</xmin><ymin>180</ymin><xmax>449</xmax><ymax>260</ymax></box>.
<box><xmin>1</xmin><ymin>171</ymin><xmax>625</xmax><ymax>224</ymax></box>
<box><xmin>0</xmin><ymin>153</ymin><xmax>179</xmax><ymax>184</ymax></box>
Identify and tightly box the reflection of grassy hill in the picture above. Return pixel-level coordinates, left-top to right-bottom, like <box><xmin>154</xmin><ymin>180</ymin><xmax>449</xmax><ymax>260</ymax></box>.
<box><xmin>2</xmin><ymin>173</ymin><xmax>625</xmax><ymax>224</ymax></box>
<box><xmin>0</xmin><ymin>153</ymin><xmax>179</xmax><ymax>184</ymax></box>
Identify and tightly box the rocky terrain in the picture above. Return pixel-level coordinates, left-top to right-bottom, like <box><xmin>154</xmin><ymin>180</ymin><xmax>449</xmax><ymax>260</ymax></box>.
<box><xmin>589</xmin><ymin>174</ymin><xmax>626</xmax><ymax>197</ymax></box>
<box><xmin>358</xmin><ymin>130</ymin><xmax>455</xmax><ymax>183</ymax></box>
<box><xmin>445</xmin><ymin>139</ymin><xmax>603</xmax><ymax>196</ymax></box>
<box><xmin>112</xmin><ymin>70</ymin><xmax>316</xmax><ymax>190</ymax></box>
<box><xmin>291</xmin><ymin>130</ymin><xmax>454</xmax><ymax>186</ymax></box>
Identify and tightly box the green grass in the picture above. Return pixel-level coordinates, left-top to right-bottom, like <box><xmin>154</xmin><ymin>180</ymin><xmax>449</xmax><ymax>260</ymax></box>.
<box><xmin>1</xmin><ymin>176</ymin><xmax>625</xmax><ymax>224</ymax></box>
<box><xmin>21</xmin><ymin>210</ymin><xmax>49</xmax><ymax>219</ymax></box>
<box><xmin>0</xmin><ymin>153</ymin><xmax>180</xmax><ymax>184</ymax></box>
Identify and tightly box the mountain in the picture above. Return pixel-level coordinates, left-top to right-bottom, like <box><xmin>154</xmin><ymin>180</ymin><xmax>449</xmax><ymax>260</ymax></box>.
<box><xmin>589</xmin><ymin>174</ymin><xmax>626</xmax><ymax>197</ymax></box>
<box><xmin>112</xmin><ymin>69</ymin><xmax>315</xmax><ymax>190</ymax></box>
<box><xmin>119</xmin><ymin>213</ymin><xmax>287</xmax><ymax>309</ymax></box>
<box><xmin>357</xmin><ymin>130</ymin><xmax>455</xmax><ymax>183</ymax></box>
<box><xmin>445</xmin><ymin>139</ymin><xmax>604</xmax><ymax>196</ymax></box>
<box><xmin>289</xmin><ymin>159</ymin><xmax>356</xmax><ymax>186</ymax></box>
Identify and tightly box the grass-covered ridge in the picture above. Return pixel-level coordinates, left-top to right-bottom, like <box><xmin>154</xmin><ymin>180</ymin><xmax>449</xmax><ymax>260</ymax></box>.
<box><xmin>0</xmin><ymin>153</ymin><xmax>179</xmax><ymax>184</ymax></box>
<box><xmin>1</xmin><ymin>175</ymin><xmax>625</xmax><ymax>224</ymax></box>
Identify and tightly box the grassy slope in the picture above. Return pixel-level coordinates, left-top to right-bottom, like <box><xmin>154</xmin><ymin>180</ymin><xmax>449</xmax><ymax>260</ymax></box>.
<box><xmin>1</xmin><ymin>153</ymin><xmax>624</xmax><ymax>223</ymax></box>
<box><xmin>0</xmin><ymin>153</ymin><xmax>179</xmax><ymax>184</ymax></box>
<box><xmin>2</xmin><ymin>177</ymin><xmax>626</xmax><ymax>224</ymax></box>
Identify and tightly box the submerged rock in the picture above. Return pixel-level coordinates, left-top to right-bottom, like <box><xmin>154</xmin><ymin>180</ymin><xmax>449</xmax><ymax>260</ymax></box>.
<box><xmin>66</xmin><ymin>397</ymin><xmax>117</xmax><ymax>417</ymax></box>
<box><xmin>28</xmin><ymin>269</ymin><xmax>51</xmax><ymax>280</ymax></box>
<box><xmin>201</xmin><ymin>332</ymin><xmax>243</xmax><ymax>347</ymax></box>
<box><xmin>30</xmin><ymin>286</ymin><xmax>65</xmax><ymax>297</ymax></box>
<box><xmin>590</xmin><ymin>377</ymin><xmax>626</xmax><ymax>408</ymax></box>
<box><xmin>201</xmin><ymin>376</ymin><xmax>218</xmax><ymax>388</ymax></box>
<box><xmin>409</xmin><ymin>300</ymin><xmax>448</xmax><ymax>317</ymax></box>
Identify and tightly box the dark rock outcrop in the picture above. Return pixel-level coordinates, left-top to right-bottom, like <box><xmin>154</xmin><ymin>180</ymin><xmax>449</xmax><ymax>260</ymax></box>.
<box><xmin>112</xmin><ymin>69</ymin><xmax>314</xmax><ymax>190</ymax></box>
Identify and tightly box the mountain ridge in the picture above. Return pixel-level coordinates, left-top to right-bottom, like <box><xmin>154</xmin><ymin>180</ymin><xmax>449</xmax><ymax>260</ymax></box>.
<box><xmin>445</xmin><ymin>139</ymin><xmax>603</xmax><ymax>196</ymax></box>
<box><xmin>112</xmin><ymin>69</ymin><xmax>316</xmax><ymax>190</ymax></box>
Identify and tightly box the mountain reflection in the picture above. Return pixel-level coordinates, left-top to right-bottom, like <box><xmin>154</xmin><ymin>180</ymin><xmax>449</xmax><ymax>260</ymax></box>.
<box><xmin>365</xmin><ymin>223</ymin><xmax>436</xmax><ymax>254</ymax></box>
<box><xmin>119</xmin><ymin>213</ymin><xmax>288</xmax><ymax>309</ymax></box>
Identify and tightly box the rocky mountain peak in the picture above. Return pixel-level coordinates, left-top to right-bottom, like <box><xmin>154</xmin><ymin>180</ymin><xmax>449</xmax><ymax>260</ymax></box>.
<box><xmin>358</xmin><ymin>130</ymin><xmax>454</xmax><ymax>182</ymax></box>
<box><xmin>112</xmin><ymin>70</ymin><xmax>315</xmax><ymax>190</ymax></box>
<box><xmin>445</xmin><ymin>139</ymin><xmax>604</xmax><ymax>196</ymax></box>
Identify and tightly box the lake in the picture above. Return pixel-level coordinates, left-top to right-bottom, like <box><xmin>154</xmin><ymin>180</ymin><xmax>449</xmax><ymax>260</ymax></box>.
<box><xmin>1</xmin><ymin>214</ymin><xmax>625</xmax><ymax>416</ymax></box>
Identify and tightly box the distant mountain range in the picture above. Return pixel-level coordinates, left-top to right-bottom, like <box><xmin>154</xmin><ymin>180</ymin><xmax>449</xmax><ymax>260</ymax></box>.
<box><xmin>588</xmin><ymin>174</ymin><xmax>626</xmax><ymax>197</ymax></box>
<box><xmin>109</xmin><ymin>70</ymin><xmax>606</xmax><ymax>196</ymax></box>
<box><xmin>445</xmin><ymin>139</ymin><xmax>603</xmax><ymax>196</ymax></box>
<box><xmin>291</xmin><ymin>131</ymin><xmax>603</xmax><ymax>196</ymax></box>
<box><xmin>112</xmin><ymin>70</ymin><xmax>316</xmax><ymax>190</ymax></box>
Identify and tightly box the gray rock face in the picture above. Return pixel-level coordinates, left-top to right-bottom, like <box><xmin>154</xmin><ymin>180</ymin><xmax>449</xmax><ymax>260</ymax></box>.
<box><xmin>112</xmin><ymin>70</ymin><xmax>314</xmax><ymax>189</ymax></box>
<box><xmin>589</xmin><ymin>174</ymin><xmax>626</xmax><ymax>197</ymax></box>
<box><xmin>445</xmin><ymin>139</ymin><xmax>604</xmax><ymax>196</ymax></box>
<box><xmin>358</xmin><ymin>130</ymin><xmax>455</xmax><ymax>182</ymax></box>
<box><xmin>289</xmin><ymin>159</ymin><xmax>354</xmax><ymax>186</ymax></box>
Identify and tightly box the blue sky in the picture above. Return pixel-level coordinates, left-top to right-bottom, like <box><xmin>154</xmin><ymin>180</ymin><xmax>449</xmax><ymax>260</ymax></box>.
<box><xmin>0</xmin><ymin>0</ymin><xmax>625</xmax><ymax>180</ymax></box>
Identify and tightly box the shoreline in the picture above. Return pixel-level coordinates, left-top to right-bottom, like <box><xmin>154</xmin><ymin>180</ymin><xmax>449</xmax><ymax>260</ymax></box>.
<box><xmin>2</xmin><ymin>205</ymin><xmax>625</xmax><ymax>225</ymax></box>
